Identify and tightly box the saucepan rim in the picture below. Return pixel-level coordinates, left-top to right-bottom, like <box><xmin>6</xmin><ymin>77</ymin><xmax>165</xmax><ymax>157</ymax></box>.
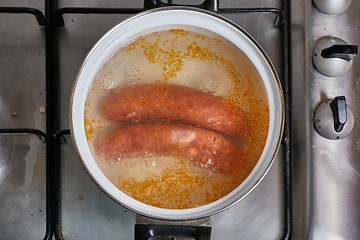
<box><xmin>70</xmin><ymin>6</ymin><xmax>284</xmax><ymax>220</ymax></box>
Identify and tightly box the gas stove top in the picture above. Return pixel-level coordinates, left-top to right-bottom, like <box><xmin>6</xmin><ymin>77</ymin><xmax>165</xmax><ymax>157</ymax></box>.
<box><xmin>0</xmin><ymin>0</ymin><xmax>359</xmax><ymax>239</ymax></box>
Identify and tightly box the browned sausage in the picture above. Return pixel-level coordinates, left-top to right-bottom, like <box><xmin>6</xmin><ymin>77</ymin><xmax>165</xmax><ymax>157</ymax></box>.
<box><xmin>102</xmin><ymin>83</ymin><xmax>249</xmax><ymax>137</ymax></box>
<box><xmin>93</xmin><ymin>122</ymin><xmax>244</xmax><ymax>174</ymax></box>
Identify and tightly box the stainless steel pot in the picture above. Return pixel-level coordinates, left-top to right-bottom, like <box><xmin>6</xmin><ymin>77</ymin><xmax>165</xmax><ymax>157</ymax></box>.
<box><xmin>70</xmin><ymin>7</ymin><xmax>284</xmax><ymax>221</ymax></box>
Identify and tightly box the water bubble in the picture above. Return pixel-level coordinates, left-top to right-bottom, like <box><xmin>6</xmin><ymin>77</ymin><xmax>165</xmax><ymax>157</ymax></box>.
<box><xmin>206</xmin><ymin>81</ymin><xmax>218</xmax><ymax>93</ymax></box>
<box><xmin>126</xmin><ymin>112</ymin><xmax>140</xmax><ymax>122</ymax></box>
<box><xmin>102</xmin><ymin>72</ymin><xmax>115</xmax><ymax>91</ymax></box>
<box><xmin>128</xmin><ymin>67</ymin><xmax>143</xmax><ymax>84</ymax></box>
<box><xmin>115</xmin><ymin>156</ymin><xmax>123</xmax><ymax>163</ymax></box>
<box><xmin>131</xmin><ymin>117</ymin><xmax>140</xmax><ymax>123</ymax></box>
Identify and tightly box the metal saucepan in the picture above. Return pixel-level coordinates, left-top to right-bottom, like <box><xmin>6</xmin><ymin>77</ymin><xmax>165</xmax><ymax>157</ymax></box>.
<box><xmin>70</xmin><ymin>7</ymin><xmax>284</xmax><ymax>221</ymax></box>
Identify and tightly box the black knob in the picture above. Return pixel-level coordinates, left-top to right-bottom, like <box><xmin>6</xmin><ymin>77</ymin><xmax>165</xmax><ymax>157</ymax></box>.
<box><xmin>330</xmin><ymin>96</ymin><xmax>347</xmax><ymax>133</ymax></box>
<box><xmin>321</xmin><ymin>45</ymin><xmax>358</xmax><ymax>61</ymax></box>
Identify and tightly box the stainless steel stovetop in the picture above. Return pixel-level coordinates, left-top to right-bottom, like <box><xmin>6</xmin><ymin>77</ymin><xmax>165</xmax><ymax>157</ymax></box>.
<box><xmin>0</xmin><ymin>0</ymin><xmax>359</xmax><ymax>239</ymax></box>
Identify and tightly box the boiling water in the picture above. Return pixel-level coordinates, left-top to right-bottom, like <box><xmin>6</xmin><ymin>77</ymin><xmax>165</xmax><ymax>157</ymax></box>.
<box><xmin>84</xmin><ymin>28</ymin><xmax>269</xmax><ymax>209</ymax></box>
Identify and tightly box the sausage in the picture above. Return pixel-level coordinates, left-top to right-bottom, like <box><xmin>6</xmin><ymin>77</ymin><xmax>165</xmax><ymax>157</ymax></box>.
<box><xmin>101</xmin><ymin>83</ymin><xmax>249</xmax><ymax>137</ymax></box>
<box><xmin>93</xmin><ymin>122</ymin><xmax>244</xmax><ymax>174</ymax></box>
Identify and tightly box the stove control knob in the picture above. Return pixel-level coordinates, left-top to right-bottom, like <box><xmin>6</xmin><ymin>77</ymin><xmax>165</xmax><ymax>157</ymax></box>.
<box><xmin>313</xmin><ymin>37</ymin><xmax>358</xmax><ymax>77</ymax></box>
<box><xmin>313</xmin><ymin>0</ymin><xmax>352</xmax><ymax>15</ymax></box>
<box><xmin>314</xmin><ymin>96</ymin><xmax>354</xmax><ymax>139</ymax></box>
